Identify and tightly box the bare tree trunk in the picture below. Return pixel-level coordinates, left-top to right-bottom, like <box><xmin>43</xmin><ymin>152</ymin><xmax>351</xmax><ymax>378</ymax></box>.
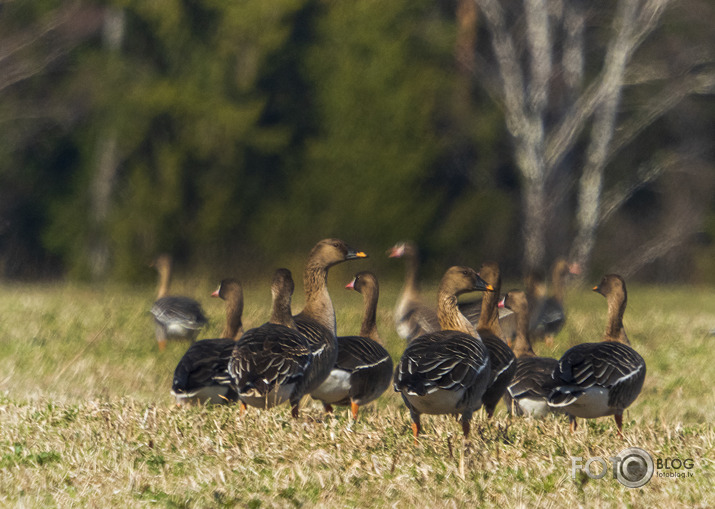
<box><xmin>88</xmin><ymin>8</ymin><xmax>125</xmax><ymax>279</ymax></box>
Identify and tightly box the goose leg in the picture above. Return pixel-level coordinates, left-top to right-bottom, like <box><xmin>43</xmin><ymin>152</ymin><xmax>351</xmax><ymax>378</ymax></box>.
<box><xmin>569</xmin><ymin>415</ymin><xmax>578</xmax><ymax>432</ymax></box>
<box><xmin>323</xmin><ymin>403</ymin><xmax>334</xmax><ymax>414</ymax></box>
<box><xmin>614</xmin><ymin>413</ymin><xmax>624</xmax><ymax>438</ymax></box>
<box><xmin>461</xmin><ymin>415</ymin><xmax>471</xmax><ymax>438</ymax></box>
<box><xmin>291</xmin><ymin>404</ymin><xmax>300</xmax><ymax>419</ymax></box>
<box><xmin>350</xmin><ymin>401</ymin><xmax>359</xmax><ymax>420</ymax></box>
<box><xmin>239</xmin><ymin>402</ymin><xmax>247</xmax><ymax>415</ymax></box>
<box><xmin>545</xmin><ymin>335</ymin><xmax>554</xmax><ymax>348</ymax></box>
<box><xmin>411</xmin><ymin>415</ymin><xmax>421</xmax><ymax>445</ymax></box>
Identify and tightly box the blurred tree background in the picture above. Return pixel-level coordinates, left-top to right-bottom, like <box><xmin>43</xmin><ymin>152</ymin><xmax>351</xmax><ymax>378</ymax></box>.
<box><xmin>0</xmin><ymin>0</ymin><xmax>713</xmax><ymax>283</ymax></box>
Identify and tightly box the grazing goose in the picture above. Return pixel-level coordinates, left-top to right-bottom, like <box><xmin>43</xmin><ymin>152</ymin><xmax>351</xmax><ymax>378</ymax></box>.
<box><xmin>170</xmin><ymin>278</ymin><xmax>244</xmax><ymax>405</ymax></box>
<box><xmin>500</xmin><ymin>290</ymin><xmax>559</xmax><ymax>417</ymax></box>
<box><xmin>312</xmin><ymin>271</ymin><xmax>393</xmax><ymax>420</ymax></box>
<box><xmin>293</xmin><ymin>239</ymin><xmax>368</xmax><ymax>400</ymax></box>
<box><xmin>474</xmin><ymin>262</ymin><xmax>516</xmax><ymax>418</ymax></box>
<box><xmin>228</xmin><ymin>269</ymin><xmax>313</xmax><ymax>416</ymax></box>
<box><xmin>388</xmin><ymin>241</ymin><xmax>440</xmax><ymax>342</ymax></box>
<box><xmin>394</xmin><ymin>266</ymin><xmax>493</xmax><ymax>441</ymax></box>
<box><xmin>547</xmin><ymin>274</ymin><xmax>646</xmax><ymax>436</ymax></box>
<box><xmin>528</xmin><ymin>258</ymin><xmax>580</xmax><ymax>346</ymax></box>
<box><xmin>150</xmin><ymin>254</ymin><xmax>208</xmax><ymax>351</ymax></box>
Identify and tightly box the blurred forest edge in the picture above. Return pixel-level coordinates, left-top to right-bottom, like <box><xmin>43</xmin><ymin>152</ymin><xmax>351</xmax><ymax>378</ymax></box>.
<box><xmin>0</xmin><ymin>0</ymin><xmax>713</xmax><ymax>284</ymax></box>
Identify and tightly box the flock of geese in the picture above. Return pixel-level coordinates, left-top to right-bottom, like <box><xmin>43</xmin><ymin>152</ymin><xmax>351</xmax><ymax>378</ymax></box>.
<box><xmin>151</xmin><ymin>238</ymin><xmax>646</xmax><ymax>442</ymax></box>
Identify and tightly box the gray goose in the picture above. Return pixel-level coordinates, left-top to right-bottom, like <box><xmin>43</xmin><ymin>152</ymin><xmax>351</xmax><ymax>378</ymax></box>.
<box><xmin>293</xmin><ymin>239</ymin><xmax>368</xmax><ymax>400</ymax></box>
<box><xmin>388</xmin><ymin>241</ymin><xmax>440</xmax><ymax>341</ymax></box>
<box><xmin>228</xmin><ymin>269</ymin><xmax>313</xmax><ymax>416</ymax></box>
<box><xmin>393</xmin><ymin>266</ymin><xmax>493</xmax><ymax>441</ymax></box>
<box><xmin>150</xmin><ymin>254</ymin><xmax>208</xmax><ymax>351</ymax></box>
<box><xmin>474</xmin><ymin>262</ymin><xmax>516</xmax><ymax>418</ymax></box>
<box><xmin>528</xmin><ymin>258</ymin><xmax>580</xmax><ymax>346</ymax></box>
<box><xmin>547</xmin><ymin>274</ymin><xmax>646</xmax><ymax>436</ymax></box>
<box><xmin>170</xmin><ymin>278</ymin><xmax>244</xmax><ymax>406</ymax></box>
<box><xmin>311</xmin><ymin>271</ymin><xmax>393</xmax><ymax>420</ymax></box>
<box><xmin>500</xmin><ymin>290</ymin><xmax>559</xmax><ymax>417</ymax></box>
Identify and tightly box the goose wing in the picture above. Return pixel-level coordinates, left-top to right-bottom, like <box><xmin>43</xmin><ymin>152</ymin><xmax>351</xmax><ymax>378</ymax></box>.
<box><xmin>394</xmin><ymin>330</ymin><xmax>490</xmax><ymax>396</ymax></box>
<box><xmin>151</xmin><ymin>296</ymin><xmax>208</xmax><ymax>329</ymax></box>
<box><xmin>548</xmin><ymin>342</ymin><xmax>646</xmax><ymax>408</ymax></box>
<box><xmin>507</xmin><ymin>356</ymin><xmax>559</xmax><ymax>400</ymax></box>
<box><xmin>229</xmin><ymin>325</ymin><xmax>312</xmax><ymax>396</ymax></box>
<box><xmin>172</xmin><ymin>338</ymin><xmax>236</xmax><ymax>396</ymax></box>
<box><xmin>336</xmin><ymin>336</ymin><xmax>392</xmax><ymax>372</ymax></box>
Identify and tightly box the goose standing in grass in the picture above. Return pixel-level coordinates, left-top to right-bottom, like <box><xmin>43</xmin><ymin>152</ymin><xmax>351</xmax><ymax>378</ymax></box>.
<box><xmin>228</xmin><ymin>269</ymin><xmax>313</xmax><ymax>416</ymax></box>
<box><xmin>170</xmin><ymin>278</ymin><xmax>244</xmax><ymax>406</ymax></box>
<box><xmin>293</xmin><ymin>239</ymin><xmax>368</xmax><ymax>400</ymax></box>
<box><xmin>528</xmin><ymin>258</ymin><xmax>580</xmax><ymax>346</ymax></box>
<box><xmin>312</xmin><ymin>271</ymin><xmax>393</xmax><ymax>420</ymax></box>
<box><xmin>473</xmin><ymin>262</ymin><xmax>516</xmax><ymax>418</ymax></box>
<box><xmin>388</xmin><ymin>241</ymin><xmax>440</xmax><ymax>342</ymax></box>
<box><xmin>548</xmin><ymin>274</ymin><xmax>646</xmax><ymax>436</ymax></box>
<box><xmin>150</xmin><ymin>254</ymin><xmax>208</xmax><ymax>351</ymax></box>
<box><xmin>394</xmin><ymin>266</ymin><xmax>493</xmax><ymax>441</ymax></box>
<box><xmin>500</xmin><ymin>290</ymin><xmax>559</xmax><ymax>417</ymax></box>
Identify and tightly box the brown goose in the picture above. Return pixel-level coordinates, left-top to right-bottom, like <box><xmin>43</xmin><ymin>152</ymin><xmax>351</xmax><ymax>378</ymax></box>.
<box><xmin>228</xmin><ymin>269</ymin><xmax>313</xmax><ymax>416</ymax></box>
<box><xmin>474</xmin><ymin>262</ymin><xmax>516</xmax><ymax>418</ymax></box>
<box><xmin>500</xmin><ymin>290</ymin><xmax>560</xmax><ymax>417</ymax></box>
<box><xmin>528</xmin><ymin>258</ymin><xmax>580</xmax><ymax>346</ymax></box>
<box><xmin>388</xmin><ymin>241</ymin><xmax>440</xmax><ymax>341</ymax></box>
<box><xmin>393</xmin><ymin>266</ymin><xmax>493</xmax><ymax>441</ymax></box>
<box><xmin>547</xmin><ymin>274</ymin><xmax>646</xmax><ymax>436</ymax></box>
<box><xmin>150</xmin><ymin>254</ymin><xmax>208</xmax><ymax>351</ymax></box>
<box><xmin>311</xmin><ymin>271</ymin><xmax>393</xmax><ymax>420</ymax></box>
<box><xmin>170</xmin><ymin>278</ymin><xmax>244</xmax><ymax>406</ymax></box>
<box><xmin>293</xmin><ymin>239</ymin><xmax>368</xmax><ymax>400</ymax></box>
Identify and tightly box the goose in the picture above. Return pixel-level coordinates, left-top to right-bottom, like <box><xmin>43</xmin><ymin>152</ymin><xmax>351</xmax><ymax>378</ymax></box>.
<box><xmin>547</xmin><ymin>274</ymin><xmax>646</xmax><ymax>436</ymax></box>
<box><xmin>170</xmin><ymin>278</ymin><xmax>244</xmax><ymax>405</ymax></box>
<box><xmin>388</xmin><ymin>241</ymin><xmax>440</xmax><ymax>341</ymax></box>
<box><xmin>150</xmin><ymin>254</ymin><xmax>208</xmax><ymax>351</ymax></box>
<box><xmin>228</xmin><ymin>268</ymin><xmax>313</xmax><ymax>416</ymax></box>
<box><xmin>500</xmin><ymin>290</ymin><xmax>559</xmax><ymax>417</ymax></box>
<box><xmin>293</xmin><ymin>239</ymin><xmax>368</xmax><ymax>400</ymax></box>
<box><xmin>393</xmin><ymin>266</ymin><xmax>493</xmax><ymax>441</ymax></box>
<box><xmin>528</xmin><ymin>258</ymin><xmax>580</xmax><ymax>346</ymax></box>
<box><xmin>311</xmin><ymin>271</ymin><xmax>393</xmax><ymax>420</ymax></box>
<box><xmin>473</xmin><ymin>262</ymin><xmax>516</xmax><ymax>418</ymax></box>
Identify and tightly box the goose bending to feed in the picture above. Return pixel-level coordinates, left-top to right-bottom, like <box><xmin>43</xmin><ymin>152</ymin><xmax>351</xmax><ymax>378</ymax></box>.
<box><xmin>394</xmin><ymin>266</ymin><xmax>493</xmax><ymax>441</ymax></box>
<box><xmin>312</xmin><ymin>271</ymin><xmax>393</xmax><ymax>420</ymax></box>
<box><xmin>388</xmin><ymin>241</ymin><xmax>440</xmax><ymax>342</ymax></box>
<box><xmin>473</xmin><ymin>262</ymin><xmax>516</xmax><ymax>418</ymax></box>
<box><xmin>528</xmin><ymin>258</ymin><xmax>580</xmax><ymax>346</ymax></box>
<box><xmin>170</xmin><ymin>278</ymin><xmax>244</xmax><ymax>405</ymax></box>
<box><xmin>500</xmin><ymin>290</ymin><xmax>559</xmax><ymax>417</ymax></box>
<box><xmin>150</xmin><ymin>254</ymin><xmax>208</xmax><ymax>351</ymax></box>
<box><xmin>228</xmin><ymin>269</ymin><xmax>312</xmax><ymax>416</ymax></box>
<box><xmin>547</xmin><ymin>274</ymin><xmax>646</xmax><ymax>436</ymax></box>
<box><xmin>293</xmin><ymin>239</ymin><xmax>368</xmax><ymax>400</ymax></box>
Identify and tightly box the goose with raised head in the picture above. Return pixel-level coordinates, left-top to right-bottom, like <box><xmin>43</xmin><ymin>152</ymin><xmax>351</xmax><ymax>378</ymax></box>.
<box><xmin>228</xmin><ymin>269</ymin><xmax>313</xmax><ymax>416</ymax></box>
<box><xmin>388</xmin><ymin>241</ymin><xmax>440</xmax><ymax>342</ymax></box>
<box><xmin>312</xmin><ymin>271</ymin><xmax>393</xmax><ymax>420</ymax></box>
<box><xmin>500</xmin><ymin>290</ymin><xmax>559</xmax><ymax>417</ymax></box>
<box><xmin>394</xmin><ymin>266</ymin><xmax>493</xmax><ymax>441</ymax></box>
<box><xmin>548</xmin><ymin>274</ymin><xmax>646</xmax><ymax>436</ymax></box>
<box><xmin>150</xmin><ymin>254</ymin><xmax>208</xmax><ymax>351</ymax></box>
<box><xmin>293</xmin><ymin>239</ymin><xmax>368</xmax><ymax>399</ymax></box>
<box><xmin>528</xmin><ymin>258</ymin><xmax>580</xmax><ymax>346</ymax></box>
<box><xmin>473</xmin><ymin>262</ymin><xmax>516</xmax><ymax>418</ymax></box>
<box><xmin>170</xmin><ymin>278</ymin><xmax>244</xmax><ymax>406</ymax></box>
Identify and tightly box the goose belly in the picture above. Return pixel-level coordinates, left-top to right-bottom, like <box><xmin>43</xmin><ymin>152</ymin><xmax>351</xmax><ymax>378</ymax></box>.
<box><xmin>562</xmin><ymin>387</ymin><xmax>614</xmax><ymax>418</ymax></box>
<box><xmin>172</xmin><ymin>386</ymin><xmax>230</xmax><ymax>406</ymax></box>
<box><xmin>311</xmin><ymin>369</ymin><xmax>351</xmax><ymax>404</ymax></box>
<box><xmin>404</xmin><ymin>388</ymin><xmax>466</xmax><ymax>415</ymax></box>
<box><xmin>514</xmin><ymin>397</ymin><xmax>551</xmax><ymax>417</ymax></box>
<box><xmin>240</xmin><ymin>384</ymin><xmax>295</xmax><ymax>409</ymax></box>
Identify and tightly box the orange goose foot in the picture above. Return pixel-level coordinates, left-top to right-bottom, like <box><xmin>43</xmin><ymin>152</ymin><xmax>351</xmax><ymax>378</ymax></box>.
<box><xmin>411</xmin><ymin>420</ymin><xmax>421</xmax><ymax>446</ymax></box>
<box><xmin>239</xmin><ymin>402</ymin><xmax>247</xmax><ymax>416</ymax></box>
<box><xmin>350</xmin><ymin>401</ymin><xmax>359</xmax><ymax>420</ymax></box>
<box><xmin>569</xmin><ymin>416</ymin><xmax>578</xmax><ymax>433</ymax></box>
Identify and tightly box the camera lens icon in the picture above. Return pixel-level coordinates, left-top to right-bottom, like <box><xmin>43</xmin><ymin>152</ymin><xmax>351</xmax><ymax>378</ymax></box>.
<box><xmin>615</xmin><ymin>447</ymin><xmax>654</xmax><ymax>488</ymax></box>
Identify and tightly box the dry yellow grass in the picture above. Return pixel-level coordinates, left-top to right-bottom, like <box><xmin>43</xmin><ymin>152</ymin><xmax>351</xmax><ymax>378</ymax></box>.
<box><xmin>0</xmin><ymin>278</ymin><xmax>713</xmax><ymax>507</ymax></box>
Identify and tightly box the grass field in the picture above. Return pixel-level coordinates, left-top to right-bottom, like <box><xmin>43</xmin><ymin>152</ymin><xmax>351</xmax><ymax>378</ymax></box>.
<box><xmin>0</xmin><ymin>272</ymin><xmax>713</xmax><ymax>508</ymax></box>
